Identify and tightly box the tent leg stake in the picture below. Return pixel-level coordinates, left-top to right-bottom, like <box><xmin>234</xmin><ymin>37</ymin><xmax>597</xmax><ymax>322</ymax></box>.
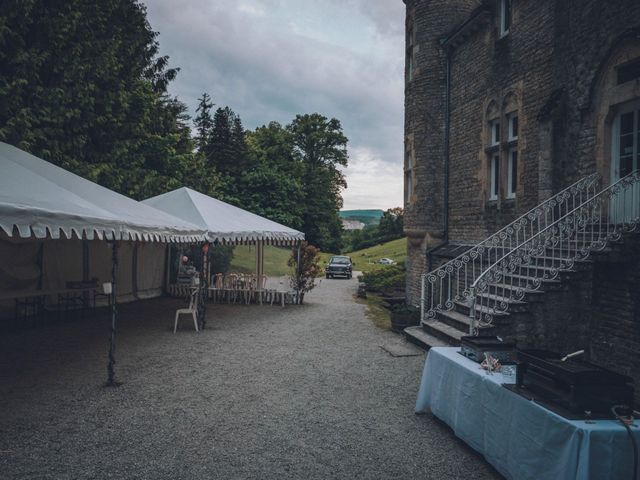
<box><xmin>106</xmin><ymin>240</ymin><xmax>120</xmax><ymax>387</ymax></box>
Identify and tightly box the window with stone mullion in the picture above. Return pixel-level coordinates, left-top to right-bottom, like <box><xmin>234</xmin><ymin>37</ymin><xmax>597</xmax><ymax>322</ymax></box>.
<box><xmin>506</xmin><ymin>113</ymin><xmax>518</xmax><ymax>199</ymax></box>
<box><xmin>500</xmin><ymin>0</ymin><xmax>511</xmax><ymax>37</ymax></box>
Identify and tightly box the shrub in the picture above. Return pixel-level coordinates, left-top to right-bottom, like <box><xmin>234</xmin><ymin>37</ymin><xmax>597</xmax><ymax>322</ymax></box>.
<box><xmin>390</xmin><ymin>303</ymin><xmax>419</xmax><ymax>315</ymax></box>
<box><xmin>288</xmin><ymin>242</ymin><xmax>322</xmax><ymax>304</ymax></box>
<box><xmin>210</xmin><ymin>245</ymin><xmax>234</xmax><ymax>274</ymax></box>
<box><xmin>360</xmin><ymin>265</ymin><xmax>405</xmax><ymax>294</ymax></box>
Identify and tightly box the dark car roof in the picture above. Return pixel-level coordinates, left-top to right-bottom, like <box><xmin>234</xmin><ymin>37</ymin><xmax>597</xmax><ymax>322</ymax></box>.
<box><xmin>329</xmin><ymin>256</ymin><xmax>351</xmax><ymax>263</ymax></box>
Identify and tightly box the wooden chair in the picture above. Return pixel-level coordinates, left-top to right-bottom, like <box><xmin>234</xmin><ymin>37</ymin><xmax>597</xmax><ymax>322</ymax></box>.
<box><xmin>257</xmin><ymin>274</ymin><xmax>267</xmax><ymax>304</ymax></box>
<box><xmin>240</xmin><ymin>274</ymin><xmax>255</xmax><ymax>305</ymax></box>
<box><xmin>210</xmin><ymin>273</ymin><xmax>224</xmax><ymax>303</ymax></box>
<box><xmin>223</xmin><ymin>273</ymin><xmax>239</xmax><ymax>304</ymax></box>
<box><xmin>174</xmin><ymin>289</ymin><xmax>199</xmax><ymax>333</ymax></box>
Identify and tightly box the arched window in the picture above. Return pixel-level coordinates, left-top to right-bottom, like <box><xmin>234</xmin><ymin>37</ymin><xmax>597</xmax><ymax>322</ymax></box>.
<box><xmin>611</xmin><ymin>99</ymin><xmax>640</xmax><ymax>181</ymax></box>
<box><xmin>590</xmin><ymin>35</ymin><xmax>640</xmax><ymax>184</ymax></box>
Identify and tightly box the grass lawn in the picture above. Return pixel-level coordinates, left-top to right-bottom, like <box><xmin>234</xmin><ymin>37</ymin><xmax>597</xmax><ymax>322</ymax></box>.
<box><xmin>343</xmin><ymin>237</ymin><xmax>407</xmax><ymax>273</ymax></box>
<box><xmin>230</xmin><ymin>237</ymin><xmax>407</xmax><ymax>277</ymax></box>
<box><xmin>229</xmin><ymin>245</ymin><xmax>295</xmax><ymax>277</ymax></box>
<box><xmin>354</xmin><ymin>293</ymin><xmax>392</xmax><ymax>330</ymax></box>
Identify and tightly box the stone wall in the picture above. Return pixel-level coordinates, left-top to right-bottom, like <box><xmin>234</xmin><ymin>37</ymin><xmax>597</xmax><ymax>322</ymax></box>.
<box><xmin>403</xmin><ymin>0</ymin><xmax>478</xmax><ymax>305</ymax></box>
<box><xmin>589</xmin><ymin>236</ymin><xmax>640</xmax><ymax>409</ymax></box>
<box><xmin>551</xmin><ymin>1</ymin><xmax>640</xmax><ymax>185</ymax></box>
<box><xmin>404</xmin><ymin>2</ymin><xmax>640</xmax><ymax>306</ymax></box>
<box><xmin>446</xmin><ymin>0</ymin><xmax>556</xmax><ymax>243</ymax></box>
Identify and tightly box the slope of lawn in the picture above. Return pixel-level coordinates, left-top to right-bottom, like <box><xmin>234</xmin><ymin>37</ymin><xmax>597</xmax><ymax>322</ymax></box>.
<box><xmin>230</xmin><ymin>237</ymin><xmax>407</xmax><ymax>276</ymax></box>
<box><xmin>229</xmin><ymin>245</ymin><xmax>295</xmax><ymax>277</ymax></box>
<box><xmin>344</xmin><ymin>237</ymin><xmax>407</xmax><ymax>273</ymax></box>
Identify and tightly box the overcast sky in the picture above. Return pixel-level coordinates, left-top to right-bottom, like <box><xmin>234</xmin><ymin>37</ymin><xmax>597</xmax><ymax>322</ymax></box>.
<box><xmin>145</xmin><ymin>0</ymin><xmax>405</xmax><ymax>211</ymax></box>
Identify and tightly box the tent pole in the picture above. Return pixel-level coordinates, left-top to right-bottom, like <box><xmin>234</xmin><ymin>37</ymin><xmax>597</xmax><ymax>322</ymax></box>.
<box><xmin>82</xmin><ymin>239</ymin><xmax>90</xmax><ymax>307</ymax></box>
<box><xmin>82</xmin><ymin>239</ymin><xmax>89</xmax><ymax>282</ymax></box>
<box><xmin>132</xmin><ymin>242</ymin><xmax>139</xmax><ymax>300</ymax></box>
<box><xmin>200</xmin><ymin>242</ymin><xmax>208</xmax><ymax>330</ymax></box>
<box><xmin>259</xmin><ymin>241</ymin><xmax>264</xmax><ymax>304</ymax></box>
<box><xmin>255</xmin><ymin>241</ymin><xmax>261</xmax><ymax>304</ymax></box>
<box><xmin>255</xmin><ymin>240</ymin><xmax>259</xmax><ymax>277</ymax></box>
<box><xmin>106</xmin><ymin>240</ymin><xmax>119</xmax><ymax>387</ymax></box>
<box><xmin>296</xmin><ymin>241</ymin><xmax>302</xmax><ymax>305</ymax></box>
<box><xmin>163</xmin><ymin>244</ymin><xmax>170</xmax><ymax>295</ymax></box>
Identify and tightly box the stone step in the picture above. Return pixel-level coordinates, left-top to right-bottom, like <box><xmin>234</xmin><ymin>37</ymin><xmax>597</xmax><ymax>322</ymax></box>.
<box><xmin>403</xmin><ymin>326</ymin><xmax>449</xmax><ymax>350</ymax></box>
<box><xmin>421</xmin><ymin>319</ymin><xmax>464</xmax><ymax>346</ymax></box>
<box><xmin>500</xmin><ymin>273</ymin><xmax>562</xmax><ymax>288</ymax></box>
<box><xmin>500</xmin><ymin>264</ymin><xmax>577</xmax><ymax>276</ymax></box>
<box><xmin>454</xmin><ymin>300</ymin><xmax>511</xmax><ymax>319</ymax></box>
<box><xmin>436</xmin><ymin>308</ymin><xmax>472</xmax><ymax>331</ymax></box>
<box><xmin>484</xmin><ymin>282</ymin><xmax>546</xmax><ymax>301</ymax></box>
<box><xmin>530</xmin><ymin>255</ymin><xmax>593</xmax><ymax>268</ymax></box>
<box><xmin>574</xmin><ymin>230</ymin><xmax>624</xmax><ymax>240</ymax></box>
<box><xmin>545</xmin><ymin>244</ymin><xmax>616</xmax><ymax>255</ymax></box>
<box><xmin>475</xmin><ymin>292</ymin><xmax>528</xmax><ymax>312</ymax></box>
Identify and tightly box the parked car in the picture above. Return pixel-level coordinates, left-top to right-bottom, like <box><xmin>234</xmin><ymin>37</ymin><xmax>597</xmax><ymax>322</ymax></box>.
<box><xmin>325</xmin><ymin>255</ymin><xmax>353</xmax><ymax>279</ymax></box>
<box><xmin>378</xmin><ymin>258</ymin><xmax>396</xmax><ymax>265</ymax></box>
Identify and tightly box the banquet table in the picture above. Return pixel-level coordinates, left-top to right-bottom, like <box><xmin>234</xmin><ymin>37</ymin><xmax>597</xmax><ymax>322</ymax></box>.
<box><xmin>416</xmin><ymin>347</ymin><xmax>640</xmax><ymax>480</ymax></box>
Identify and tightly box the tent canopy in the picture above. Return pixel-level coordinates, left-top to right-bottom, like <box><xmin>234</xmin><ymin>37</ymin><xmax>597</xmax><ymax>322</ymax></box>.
<box><xmin>143</xmin><ymin>187</ymin><xmax>305</xmax><ymax>244</ymax></box>
<box><xmin>0</xmin><ymin>142</ymin><xmax>206</xmax><ymax>242</ymax></box>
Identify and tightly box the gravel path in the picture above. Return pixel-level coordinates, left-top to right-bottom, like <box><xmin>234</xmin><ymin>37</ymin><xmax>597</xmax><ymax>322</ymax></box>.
<box><xmin>0</xmin><ymin>276</ymin><xmax>501</xmax><ymax>479</ymax></box>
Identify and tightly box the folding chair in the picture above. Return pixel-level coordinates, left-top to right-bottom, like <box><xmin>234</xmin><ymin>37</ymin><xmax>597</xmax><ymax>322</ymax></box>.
<box><xmin>174</xmin><ymin>289</ymin><xmax>199</xmax><ymax>333</ymax></box>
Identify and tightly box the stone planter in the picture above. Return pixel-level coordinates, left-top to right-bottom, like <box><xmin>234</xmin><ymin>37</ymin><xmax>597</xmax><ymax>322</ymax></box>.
<box><xmin>390</xmin><ymin>311</ymin><xmax>419</xmax><ymax>333</ymax></box>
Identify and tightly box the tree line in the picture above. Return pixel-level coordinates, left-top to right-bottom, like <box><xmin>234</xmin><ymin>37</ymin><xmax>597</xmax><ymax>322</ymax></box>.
<box><xmin>0</xmin><ymin>0</ymin><xmax>346</xmax><ymax>252</ymax></box>
<box><xmin>343</xmin><ymin>207</ymin><xmax>404</xmax><ymax>252</ymax></box>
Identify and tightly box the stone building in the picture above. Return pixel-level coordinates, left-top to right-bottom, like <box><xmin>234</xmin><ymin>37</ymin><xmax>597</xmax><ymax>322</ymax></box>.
<box><xmin>403</xmin><ymin>0</ymin><xmax>640</xmax><ymax>405</ymax></box>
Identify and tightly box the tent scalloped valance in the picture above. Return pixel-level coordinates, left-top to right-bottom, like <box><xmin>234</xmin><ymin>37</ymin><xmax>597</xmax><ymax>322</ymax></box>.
<box><xmin>0</xmin><ymin>143</ymin><xmax>207</xmax><ymax>244</ymax></box>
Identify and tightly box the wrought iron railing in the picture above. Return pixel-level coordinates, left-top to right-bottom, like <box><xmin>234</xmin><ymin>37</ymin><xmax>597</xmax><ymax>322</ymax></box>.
<box><xmin>421</xmin><ymin>173</ymin><xmax>600</xmax><ymax>323</ymax></box>
<box><xmin>469</xmin><ymin>171</ymin><xmax>640</xmax><ymax>333</ymax></box>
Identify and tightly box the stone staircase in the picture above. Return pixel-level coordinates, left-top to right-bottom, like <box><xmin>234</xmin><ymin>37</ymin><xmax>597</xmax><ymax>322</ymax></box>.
<box><xmin>405</xmin><ymin>254</ymin><xmax>596</xmax><ymax>350</ymax></box>
<box><xmin>405</xmin><ymin>170</ymin><xmax>640</xmax><ymax>351</ymax></box>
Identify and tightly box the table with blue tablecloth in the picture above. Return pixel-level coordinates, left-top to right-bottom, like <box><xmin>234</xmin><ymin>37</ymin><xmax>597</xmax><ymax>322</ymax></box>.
<box><xmin>416</xmin><ymin>347</ymin><xmax>640</xmax><ymax>480</ymax></box>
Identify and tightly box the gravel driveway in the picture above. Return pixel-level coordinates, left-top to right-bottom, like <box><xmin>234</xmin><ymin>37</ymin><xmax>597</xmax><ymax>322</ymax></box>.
<box><xmin>0</xmin><ymin>276</ymin><xmax>501</xmax><ymax>480</ymax></box>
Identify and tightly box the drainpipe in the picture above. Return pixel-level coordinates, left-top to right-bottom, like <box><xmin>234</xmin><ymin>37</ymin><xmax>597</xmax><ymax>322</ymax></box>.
<box><xmin>425</xmin><ymin>46</ymin><xmax>452</xmax><ymax>274</ymax></box>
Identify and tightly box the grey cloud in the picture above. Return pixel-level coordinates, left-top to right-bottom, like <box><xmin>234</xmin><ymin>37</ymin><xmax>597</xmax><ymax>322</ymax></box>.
<box><xmin>325</xmin><ymin>0</ymin><xmax>406</xmax><ymax>37</ymax></box>
<box><xmin>145</xmin><ymin>0</ymin><xmax>404</xmax><ymax>208</ymax></box>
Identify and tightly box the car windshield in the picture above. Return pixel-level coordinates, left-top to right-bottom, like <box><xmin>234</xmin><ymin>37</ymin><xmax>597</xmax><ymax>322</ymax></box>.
<box><xmin>330</xmin><ymin>257</ymin><xmax>350</xmax><ymax>264</ymax></box>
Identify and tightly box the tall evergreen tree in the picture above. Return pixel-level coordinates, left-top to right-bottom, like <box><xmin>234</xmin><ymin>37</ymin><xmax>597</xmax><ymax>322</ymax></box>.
<box><xmin>0</xmin><ymin>0</ymin><xmax>199</xmax><ymax>199</ymax></box>
<box><xmin>230</xmin><ymin>115</ymin><xmax>249</xmax><ymax>174</ymax></box>
<box><xmin>194</xmin><ymin>92</ymin><xmax>214</xmax><ymax>156</ymax></box>
<box><xmin>209</xmin><ymin>107</ymin><xmax>234</xmax><ymax>171</ymax></box>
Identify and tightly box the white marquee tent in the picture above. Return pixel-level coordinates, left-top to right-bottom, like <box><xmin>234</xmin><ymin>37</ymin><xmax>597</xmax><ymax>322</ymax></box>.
<box><xmin>0</xmin><ymin>142</ymin><xmax>206</xmax><ymax>304</ymax></box>
<box><xmin>142</xmin><ymin>187</ymin><xmax>305</xmax><ymax>245</ymax></box>
<box><xmin>143</xmin><ymin>187</ymin><xmax>305</xmax><ymax>293</ymax></box>
<box><xmin>0</xmin><ymin>142</ymin><xmax>207</xmax><ymax>384</ymax></box>
<box><xmin>0</xmin><ymin>143</ymin><xmax>204</xmax><ymax>242</ymax></box>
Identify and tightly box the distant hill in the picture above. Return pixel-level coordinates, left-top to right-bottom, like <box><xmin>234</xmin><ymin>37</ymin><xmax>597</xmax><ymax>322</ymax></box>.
<box><xmin>340</xmin><ymin>209</ymin><xmax>384</xmax><ymax>226</ymax></box>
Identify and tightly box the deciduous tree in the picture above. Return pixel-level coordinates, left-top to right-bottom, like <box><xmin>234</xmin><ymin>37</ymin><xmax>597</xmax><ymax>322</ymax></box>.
<box><xmin>287</xmin><ymin>114</ymin><xmax>348</xmax><ymax>252</ymax></box>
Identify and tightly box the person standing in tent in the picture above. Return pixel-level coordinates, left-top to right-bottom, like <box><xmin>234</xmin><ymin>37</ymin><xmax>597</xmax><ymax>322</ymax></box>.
<box><xmin>177</xmin><ymin>255</ymin><xmax>197</xmax><ymax>285</ymax></box>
